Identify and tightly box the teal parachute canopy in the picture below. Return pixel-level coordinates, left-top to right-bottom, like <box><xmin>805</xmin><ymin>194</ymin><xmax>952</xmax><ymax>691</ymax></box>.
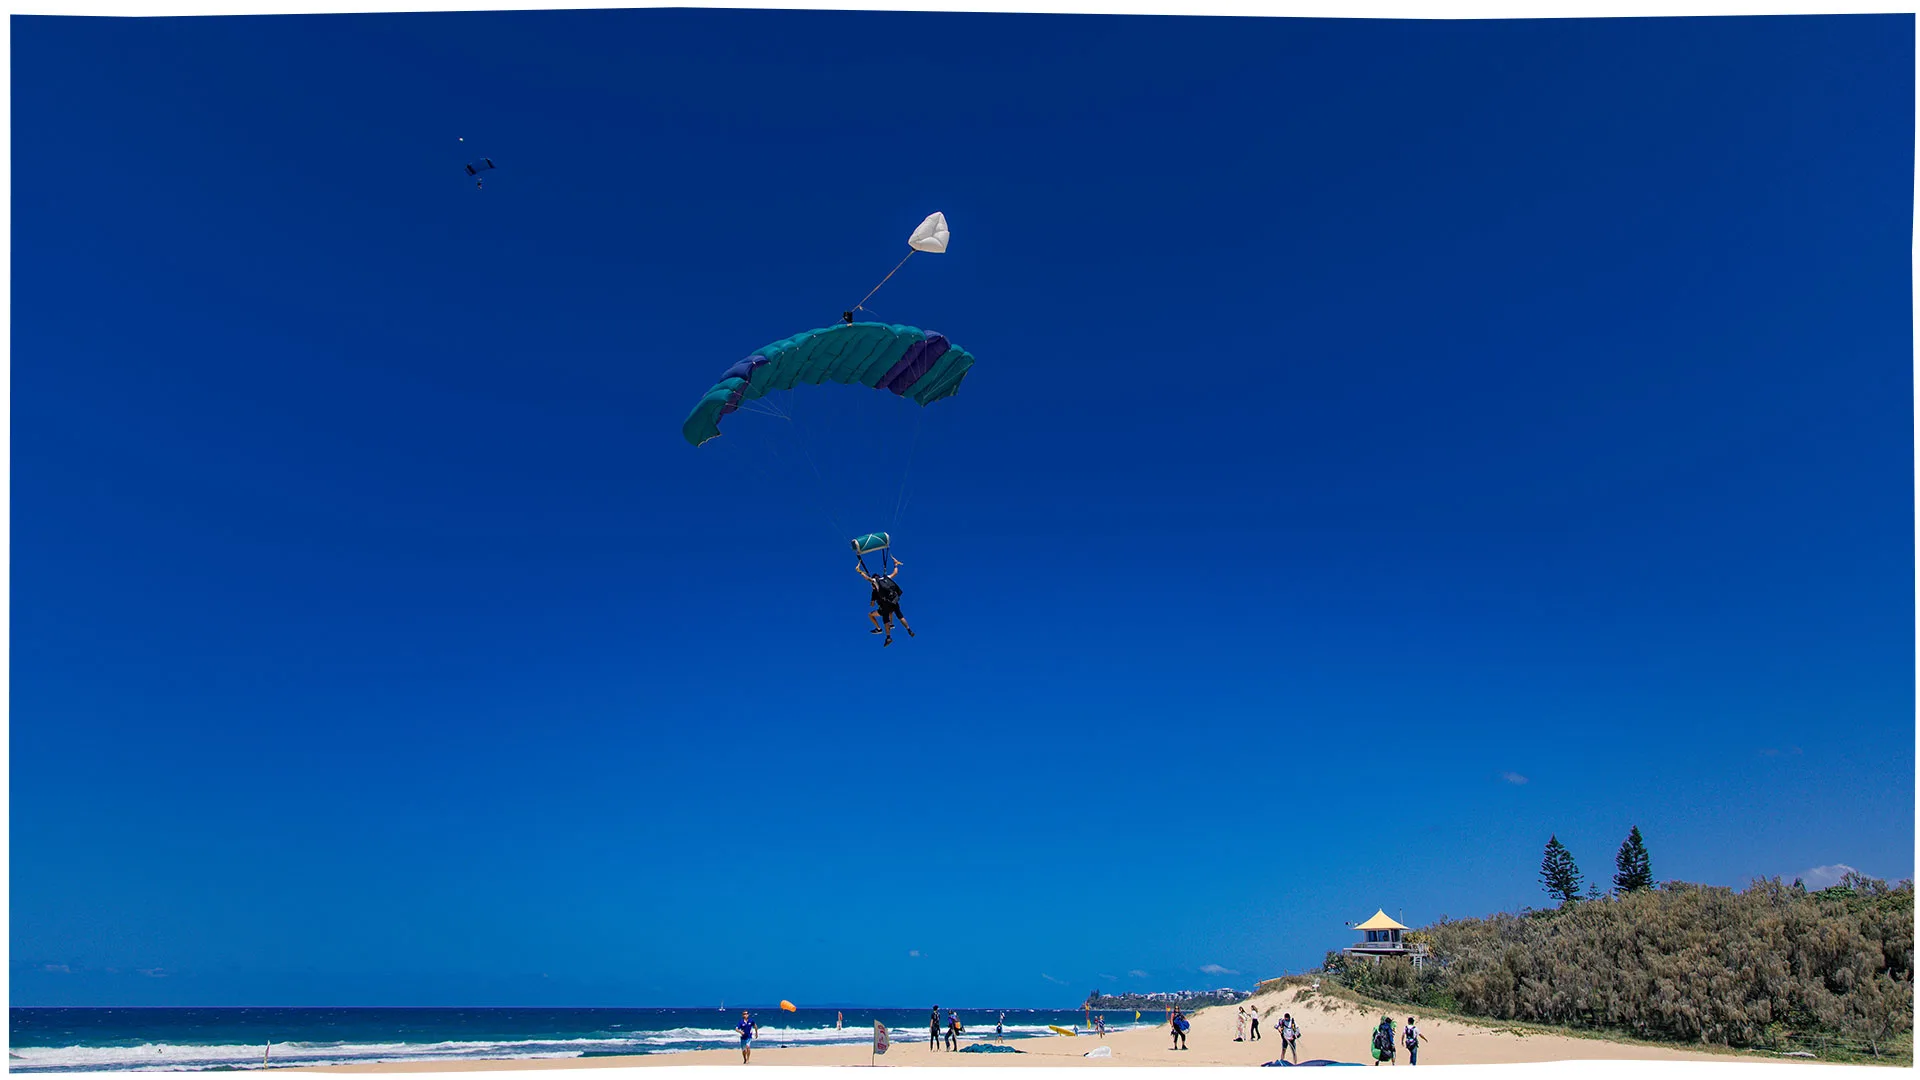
<box><xmin>683</xmin><ymin>322</ymin><xmax>975</xmax><ymax>448</ymax></box>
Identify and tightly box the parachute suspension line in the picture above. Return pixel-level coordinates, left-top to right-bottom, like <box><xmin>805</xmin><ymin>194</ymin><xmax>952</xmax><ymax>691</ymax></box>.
<box><xmin>782</xmin><ymin>391</ymin><xmax>854</xmax><ymax>549</ymax></box>
<box><xmin>749</xmin><ymin>384</ymin><xmax>847</xmax><ymax>552</ymax></box>
<box><xmin>889</xmin><ymin>406</ymin><xmax>927</xmax><ymax>534</ymax></box>
<box><xmin>844</xmin><ymin>250</ymin><xmax>916</xmax><ymax>323</ymax></box>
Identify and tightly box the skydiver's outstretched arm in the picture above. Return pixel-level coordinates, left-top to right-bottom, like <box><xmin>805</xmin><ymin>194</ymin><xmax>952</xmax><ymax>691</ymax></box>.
<box><xmin>855</xmin><ymin>561</ymin><xmax>875</xmax><ymax>582</ymax></box>
<box><xmin>887</xmin><ymin>559</ymin><xmax>902</xmax><ymax>579</ymax></box>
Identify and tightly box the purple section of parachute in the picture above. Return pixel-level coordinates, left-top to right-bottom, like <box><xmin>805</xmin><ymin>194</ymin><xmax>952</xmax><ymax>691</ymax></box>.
<box><xmin>878</xmin><ymin>335</ymin><xmax>950</xmax><ymax>395</ymax></box>
<box><xmin>716</xmin><ymin>356</ymin><xmax>769</xmax><ymax>416</ymax></box>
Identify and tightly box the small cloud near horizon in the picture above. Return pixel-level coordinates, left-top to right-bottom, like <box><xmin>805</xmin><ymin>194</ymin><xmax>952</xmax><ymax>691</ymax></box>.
<box><xmin>1200</xmin><ymin>964</ymin><xmax>1239</xmax><ymax>976</ymax></box>
<box><xmin>43</xmin><ymin>964</ymin><xmax>71</xmax><ymax>974</ymax></box>
<box><xmin>1760</xmin><ymin>747</ymin><xmax>1805</xmax><ymax>758</ymax></box>
<box><xmin>909</xmin><ymin>950</ymin><xmax>922</xmax><ymax>958</ymax></box>
<box><xmin>138</xmin><ymin>968</ymin><xmax>168</xmax><ymax>978</ymax></box>
<box><xmin>1042</xmin><ymin>974</ymin><xmax>1068</xmax><ymax>985</ymax></box>
<box><xmin>1802</xmin><ymin>864</ymin><xmax>1859</xmax><ymax>890</ymax></box>
<box><xmin>1128</xmin><ymin>970</ymin><xmax>1149</xmax><ymax>979</ymax></box>
<box><xmin>1099</xmin><ymin>973</ymin><xmax>1118</xmax><ymax>981</ymax></box>
<box><xmin>1501</xmin><ymin>772</ymin><xmax>1529</xmax><ymax>785</ymax></box>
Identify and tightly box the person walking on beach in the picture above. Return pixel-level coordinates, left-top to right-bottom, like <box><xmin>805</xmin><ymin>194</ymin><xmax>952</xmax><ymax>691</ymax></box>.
<box><xmin>836</xmin><ymin>1011</ymin><xmax>843</xmax><ymax>1031</ymax></box>
<box><xmin>1404</xmin><ymin>1018</ymin><xmax>1426</xmax><ymax>1065</ymax></box>
<box><xmin>1235</xmin><ymin>1006</ymin><xmax>1247</xmax><ymax>1042</ymax></box>
<box><xmin>736</xmin><ymin>1010</ymin><xmax>757</xmax><ymax>1064</ymax></box>
<box><xmin>996</xmin><ymin>1013</ymin><xmax>1005</xmax><ymax>1041</ymax></box>
<box><xmin>930</xmin><ymin>1007</ymin><xmax>941</xmax><ymax>1050</ymax></box>
<box><xmin>1279</xmin><ymin>1014</ymin><xmax>1300</xmax><ymax>1063</ymax></box>
<box><xmin>1371</xmin><ymin>1016</ymin><xmax>1396</xmax><ymax>1066</ymax></box>
<box><xmin>945</xmin><ymin>1011</ymin><xmax>960</xmax><ymax>1050</ymax></box>
<box><xmin>1170</xmin><ymin>1010</ymin><xmax>1189</xmax><ymax>1051</ymax></box>
<box><xmin>1094</xmin><ymin>1013</ymin><xmax>1106</xmax><ymax>1037</ymax></box>
<box><xmin>1249</xmin><ymin>1007</ymin><xmax>1261</xmax><ymax>1041</ymax></box>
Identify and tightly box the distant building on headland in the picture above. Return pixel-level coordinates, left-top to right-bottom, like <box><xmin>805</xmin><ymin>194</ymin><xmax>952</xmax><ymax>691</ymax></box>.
<box><xmin>1083</xmin><ymin>987</ymin><xmax>1250</xmax><ymax>1010</ymax></box>
<box><xmin>1341</xmin><ymin>909</ymin><xmax>1430</xmax><ymax>966</ymax></box>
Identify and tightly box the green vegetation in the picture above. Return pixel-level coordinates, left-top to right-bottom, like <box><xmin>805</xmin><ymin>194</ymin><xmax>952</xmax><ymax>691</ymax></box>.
<box><xmin>1323</xmin><ymin>828</ymin><xmax>1913</xmax><ymax>1063</ymax></box>
<box><xmin>1613</xmin><ymin>827</ymin><xmax>1653</xmax><ymax>894</ymax></box>
<box><xmin>1538</xmin><ymin>835</ymin><xmax>1585</xmax><ymax>905</ymax></box>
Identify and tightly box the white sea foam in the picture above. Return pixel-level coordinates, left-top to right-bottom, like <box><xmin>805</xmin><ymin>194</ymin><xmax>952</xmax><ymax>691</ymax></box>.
<box><xmin>9</xmin><ymin>1021</ymin><xmax>1160</xmax><ymax>1071</ymax></box>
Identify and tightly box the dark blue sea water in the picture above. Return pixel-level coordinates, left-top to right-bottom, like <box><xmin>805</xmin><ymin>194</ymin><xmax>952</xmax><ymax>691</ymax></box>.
<box><xmin>9</xmin><ymin>1006</ymin><xmax>1159</xmax><ymax>1071</ymax></box>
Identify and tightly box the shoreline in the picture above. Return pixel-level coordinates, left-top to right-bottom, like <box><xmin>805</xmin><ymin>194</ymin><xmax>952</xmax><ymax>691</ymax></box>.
<box><xmin>287</xmin><ymin>988</ymin><xmax>1780</xmax><ymax>1071</ymax></box>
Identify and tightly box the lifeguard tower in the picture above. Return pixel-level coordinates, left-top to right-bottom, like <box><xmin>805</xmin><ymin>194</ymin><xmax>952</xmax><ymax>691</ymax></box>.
<box><xmin>1342</xmin><ymin>909</ymin><xmax>1429</xmax><ymax>966</ymax></box>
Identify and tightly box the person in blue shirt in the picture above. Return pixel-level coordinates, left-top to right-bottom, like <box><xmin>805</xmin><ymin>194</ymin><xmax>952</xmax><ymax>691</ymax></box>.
<box><xmin>736</xmin><ymin>1010</ymin><xmax>757</xmax><ymax>1064</ymax></box>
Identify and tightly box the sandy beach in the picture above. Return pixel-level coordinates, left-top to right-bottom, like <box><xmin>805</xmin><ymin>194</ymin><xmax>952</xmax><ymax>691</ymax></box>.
<box><xmin>295</xmin><ymin>987</ymin><xmax>1762</xmax><ymax>1071</ymax></box>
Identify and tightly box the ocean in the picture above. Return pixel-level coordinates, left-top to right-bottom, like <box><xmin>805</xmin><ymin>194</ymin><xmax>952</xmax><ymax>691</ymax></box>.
<box><xmin>9</xmin><ymin>1006</ymin><xmax>1165</xmax><ymax>1072</ymax></box>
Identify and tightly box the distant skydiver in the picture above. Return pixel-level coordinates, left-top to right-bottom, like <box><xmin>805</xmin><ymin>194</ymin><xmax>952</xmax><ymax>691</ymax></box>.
<box><xmin>856</xmin><ymin>558</ymin><xmax>913</xmax><ymax>646</ymax></box>
<box><xmin>464</xmin><ymin>157</ymin><xmax>496</xmax><ymax>189</ymax></box>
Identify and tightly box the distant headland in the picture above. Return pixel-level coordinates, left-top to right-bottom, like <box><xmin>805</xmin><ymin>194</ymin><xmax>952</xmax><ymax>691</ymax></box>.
<box><xmin>1082</xmin><ymin>988</ymin><xmax>1251</xmax><ymax>1011</ymax></box>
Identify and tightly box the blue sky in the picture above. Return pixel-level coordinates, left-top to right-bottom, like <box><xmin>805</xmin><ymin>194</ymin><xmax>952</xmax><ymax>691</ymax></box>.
<box><xmin>11</xmin><ymin>10</ymin><xmax>1914</xmax><ymax>1008</ymax></box>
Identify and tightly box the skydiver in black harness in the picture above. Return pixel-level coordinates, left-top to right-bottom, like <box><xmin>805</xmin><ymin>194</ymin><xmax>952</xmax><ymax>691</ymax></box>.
<box><xmin>856</xmin><ymin>558</ymin><xmax>914</xmax><ymax>646</ymax></box>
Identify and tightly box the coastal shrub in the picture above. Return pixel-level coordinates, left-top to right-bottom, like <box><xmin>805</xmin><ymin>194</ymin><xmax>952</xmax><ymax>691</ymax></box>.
<box><xmin>1354</xmin><ymin>874</ymin><xmax>1915</xmax><ymax>1059</ymax></box>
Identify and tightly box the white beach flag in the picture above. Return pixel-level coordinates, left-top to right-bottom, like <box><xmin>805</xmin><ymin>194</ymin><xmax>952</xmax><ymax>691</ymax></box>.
<box><xmin>874</xmin><ymin>1021</ymin><xmax>890</xmax><ymax>1055</ymax></box>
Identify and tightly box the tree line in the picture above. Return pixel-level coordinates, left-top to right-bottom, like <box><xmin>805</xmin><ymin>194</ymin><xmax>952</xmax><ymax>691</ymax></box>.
<box><xmin>1324</xmin><ymin>827</ymin><xmax>1913</xmax><ymax>1060</ymax></box>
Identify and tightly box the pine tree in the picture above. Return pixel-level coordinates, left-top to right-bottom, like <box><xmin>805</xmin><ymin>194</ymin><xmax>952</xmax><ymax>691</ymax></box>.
<box><xmin>1539</xmin><ymin>835</ymin><xmax>1584</xmax><ymax>905</ymax></box>
<box><xmin>1613</xmin><ymin>826</ymin><xmax>1653</xmax><ymax>893</ymax></box>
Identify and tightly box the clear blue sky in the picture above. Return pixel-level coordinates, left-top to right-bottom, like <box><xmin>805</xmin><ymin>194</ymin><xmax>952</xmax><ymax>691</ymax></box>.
<box><xmin>11</xmin><ymin>10</ymin><xmax>1914</xmax><ymax>1008</ymax></box>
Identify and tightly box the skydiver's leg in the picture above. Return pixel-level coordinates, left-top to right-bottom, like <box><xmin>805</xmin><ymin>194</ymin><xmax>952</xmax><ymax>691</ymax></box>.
<box><xmin>870</xmin><ymin>608</ymin><xmax>885</xmax><ymax>633</ymax></box>
<box><xmin>896</xmin><ymin>612</ymin><xmax>914</xmax><ymax>637</ymax></box>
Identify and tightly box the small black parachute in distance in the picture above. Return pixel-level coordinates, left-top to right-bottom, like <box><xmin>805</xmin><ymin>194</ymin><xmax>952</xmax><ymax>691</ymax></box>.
<box><xmin>463</xmin><ymin>157</ymin><xmax>496</xmax><ymax>189</ymax></box>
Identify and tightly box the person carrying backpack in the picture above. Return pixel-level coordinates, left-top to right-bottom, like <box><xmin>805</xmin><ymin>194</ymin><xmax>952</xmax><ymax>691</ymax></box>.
<box><xmin>1404</xmin><ymin>1018</ymin><xmax>1426</xmax><ymax>1066</ymax></box>
<box><xmin>1279</xmin><ymin>1013</ymin><xmax>1300</xmax><ymax>1063</ymax></box>
<box><xmin>1371</xmin><ymin>1017</ymin><xmax>1396</xmax><ymax>1066</ymax></box>
<box><xmin>856</xmin><ymin>558</ymin><xmax>914</xmax><ymax>646</ymax></box>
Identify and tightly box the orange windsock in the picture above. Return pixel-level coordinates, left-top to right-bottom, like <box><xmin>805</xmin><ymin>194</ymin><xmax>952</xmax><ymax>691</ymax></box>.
<box><xmin>780</xmin><ymin>1000</ymin><xmax>797</xmax><ymax>1012</ymax></box>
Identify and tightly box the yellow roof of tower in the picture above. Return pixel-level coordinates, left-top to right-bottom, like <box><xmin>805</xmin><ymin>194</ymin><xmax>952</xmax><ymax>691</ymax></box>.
<box><xmin>1355</xmin><ymin>910</ymin><xmax>1407</xmax><ymax>931</ymax></box>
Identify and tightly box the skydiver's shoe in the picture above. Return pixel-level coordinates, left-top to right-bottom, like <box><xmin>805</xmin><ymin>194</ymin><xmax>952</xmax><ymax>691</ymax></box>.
<box><xmin>883</xmin><ymin>636</ymin><xmax>893</xmax><ymax>647</ymax></box>
<box><xmin>907</xmin><ymin>628</ymin><xmax>916</xmax><ymax>637</ymax></box>
<box><xmin>871</xmin><ymin>628</ymin><xmax>883</xmax><ymax>634</ymax></box>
